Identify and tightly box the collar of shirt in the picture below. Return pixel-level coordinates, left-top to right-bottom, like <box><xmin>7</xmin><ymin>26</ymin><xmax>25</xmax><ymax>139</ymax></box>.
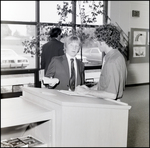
<box><xmin>105</xmin><ymin>49</ymin><xmax>118</xmax><ymax>61</ymax></box>
<box><xmin>66</xmin><ymin>53</ymin><xmax>76</xmax><ymax>62</ymax></box>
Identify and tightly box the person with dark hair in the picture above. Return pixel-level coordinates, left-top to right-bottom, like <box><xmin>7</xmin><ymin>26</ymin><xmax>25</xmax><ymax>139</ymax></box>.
<box><xmin>75</xmin><ymin>23</ymin><xmax>127</xmax><ymax>101</ymax></box>
<box><xmin>49</xmin><ymin>27</ymin><xmax>62</xmax><ymax>38</ymax></box>
<box><xmin>45</xmin><ymin>34</ymin><xmax>85</xmax><ymax>90</ymax></box>
<box><xmin>41</xmin><ymin>27</ymin><xmax>64</xmax><ymax>75</ymax></box>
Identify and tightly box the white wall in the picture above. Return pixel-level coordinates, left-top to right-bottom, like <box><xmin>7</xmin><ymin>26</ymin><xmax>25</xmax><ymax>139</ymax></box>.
<box><xmin>108</xmin><ymin>1</ymin><xmax>149</xmax><ymax>84</ymax></box>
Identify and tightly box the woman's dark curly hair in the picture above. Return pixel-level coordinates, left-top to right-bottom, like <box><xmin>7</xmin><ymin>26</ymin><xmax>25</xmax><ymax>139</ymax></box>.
<box><xmin>94</xmin><ymin>23</ymin><xmax>121</xmax><ymax>49</ymax></box>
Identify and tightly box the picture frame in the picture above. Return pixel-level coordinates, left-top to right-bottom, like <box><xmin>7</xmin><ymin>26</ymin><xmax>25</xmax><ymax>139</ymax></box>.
<box><xmin>133</xmin><ymin>47</ymin><xmax>146</xmax><ymax>57</ymax></box>
<box><xmin>133</xmin><ymin>31</ymin><xmax>146</xmax><ymax>45</ymax></box>
<box><xmin>129</xmin><ymin>28</ymin><xmax>149</xmax><ymax>63</ymax></box>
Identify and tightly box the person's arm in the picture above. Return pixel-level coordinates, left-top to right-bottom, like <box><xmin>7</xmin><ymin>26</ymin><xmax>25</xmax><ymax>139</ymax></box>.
<box><xmin>45</xmin><ymin>57</ymin><xmax>59</xmax><ymax>88</ymax></box>
<box><xmin>75</xmin><ymin>85</ymin><xmax>116</xmax><ymax>99</ymax></box>
<box><xmin>45</xmin><ymin>57</ymin><xmax>55</xmax><ymax>78</ymax></box>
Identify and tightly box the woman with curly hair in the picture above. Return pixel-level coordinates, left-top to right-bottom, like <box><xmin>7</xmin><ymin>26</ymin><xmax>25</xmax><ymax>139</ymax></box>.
<box><xmin>75</xmin><ymin>23</ymin><xmax>127</xmax><ymax>101</ymax></box>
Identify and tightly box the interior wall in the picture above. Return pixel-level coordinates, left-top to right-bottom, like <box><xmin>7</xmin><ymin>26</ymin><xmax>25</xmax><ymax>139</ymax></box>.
<box><xmin>108</xmin><ymin>1</ymin><xmax>149</xmax><ymax>84</ymax></box>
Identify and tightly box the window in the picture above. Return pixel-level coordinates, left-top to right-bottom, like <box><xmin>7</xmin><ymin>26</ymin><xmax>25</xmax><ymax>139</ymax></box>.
<box><xmin>1</xmin><ymin>24</ymin><xmax>36</xmax><ymax>69</ymax></box>
<box><xmin>1</xmin><ymin>1</ymin><xmax>35</xmax><ymax>22</ymax></box>
<box><xmin>1</xmin><ymin>1</ymin><xmax>37</xmax><ymax>97</ymax></box>
<box><xmin>1</xmin><ymin>74</ymin><xmax>34</xmax><ymax>93</ymax></box>
<box><xmin>40</xmin><ymin>1</ymin><xmax>72</xmax><ymax>23</ymax></box>
<box><xmin>76</xmin><ymin>1</ymin><xmax>104</xmax><ymax>67</ymax></box>
<box><xmin>1</xmin><ymin>1</ymin><xmax>105</xmax><ymax>98</ymax></box>
<box><xmin>76</xmin><ymin>26</ymin><xmax>102</xmax><ymax>66</ymax></box>
<box><xmin>76</xmin><ymin>1</ymin><xmax>103</xmax><ymax>25</ymax></box>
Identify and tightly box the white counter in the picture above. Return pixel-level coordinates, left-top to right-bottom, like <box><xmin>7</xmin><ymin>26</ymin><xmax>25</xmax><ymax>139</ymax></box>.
<box><xmin>1</xmin><ymin>86</ymin><xmax>131</xmax><ymax>147</ymax></box>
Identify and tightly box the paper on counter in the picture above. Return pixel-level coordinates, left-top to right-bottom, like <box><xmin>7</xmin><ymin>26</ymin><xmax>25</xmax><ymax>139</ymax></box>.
<box><xmin>58</xmin><ymin>90</ymin><xmax>94</xmax><ymax>98</ymax></box>
<box><xmin>58</xmin><ymin>91</ymin><xmax>129</xmax><ymax>105</ymax></box>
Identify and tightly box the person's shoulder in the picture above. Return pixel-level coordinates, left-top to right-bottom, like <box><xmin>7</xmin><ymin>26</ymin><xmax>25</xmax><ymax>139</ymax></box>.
<box><xmin>52</xmin><ymin>39</ymin><xmax>63</xmax><ymax>45</ymax></box>
<box><xmin>108</xmin><ymin>51</ymin><xmax>125</xmax><ymax>67</ymax></box>
<box><xmin>42</xmin><ymin>41</ymin><xmax>51</xmax><ymax>47</ymax></box>
<box><xmin>56</xmin><ymin>40</ymin><xmax>64</xmax><ymax>45</ymax></box>
<box><xmin>109</xmin><ymin>50</ymin><xmax>122</xmax><ymax>60</ymax></box>
<box><xmin>41</xmin><ymin>42</ymin><xmax>49</xmax><ymax>51</ymax></box>
<box><xmin>115</xmin><ymin>50</ymin><xmax>126</xmax><ymax>61</ymax></box>
<box><xmin>52</xmin><ymin>55</ymin><xmax>64</xmax><ymax>61</ymax></box>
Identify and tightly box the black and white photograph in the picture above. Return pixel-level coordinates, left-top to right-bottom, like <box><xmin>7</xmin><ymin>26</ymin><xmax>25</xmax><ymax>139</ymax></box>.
<box><xmin>1</xmin><ymin>1</ymin><xmax>149</xmax><ymax>147</ymax></box>
<box><xmin>133</xmin><ymin>31</ymin><xmax>146</xmax><ymax>45</ymax></box>
<box><xmin>133</xmin><ymin>47</ymin><xmax>146</xmax><ymax>57</ymax></box>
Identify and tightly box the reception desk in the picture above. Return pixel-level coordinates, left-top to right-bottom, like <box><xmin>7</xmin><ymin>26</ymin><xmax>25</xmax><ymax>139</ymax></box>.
<box><xmin>2</xmin><ymin>86</ymin><xmax>131</xmax><ymax>147</ymax></box>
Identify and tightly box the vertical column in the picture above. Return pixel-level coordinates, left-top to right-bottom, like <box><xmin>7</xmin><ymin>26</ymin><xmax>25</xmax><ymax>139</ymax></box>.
<box><xmin>35</xmin><ymin>1</ymin><xmax>41</xmax><ymax>88</ymax></box>
<box><xmin>72</xmin><ymin>0</ymin><xmax>76</xmax><ymax>32</ymax></box>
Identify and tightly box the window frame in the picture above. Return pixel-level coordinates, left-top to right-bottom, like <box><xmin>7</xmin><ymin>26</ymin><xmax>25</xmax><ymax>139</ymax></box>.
<box><xmin>1</xmin><ymin>1</ymin><xmax>107</xmax><ymax>99</ymax></box>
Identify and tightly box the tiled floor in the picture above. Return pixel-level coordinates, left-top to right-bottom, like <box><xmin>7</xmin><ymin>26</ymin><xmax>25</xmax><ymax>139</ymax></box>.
<box><xmin>122</xmin><ymin>84</ymin><xmax>149</xmax><ymax>147</ymax></box>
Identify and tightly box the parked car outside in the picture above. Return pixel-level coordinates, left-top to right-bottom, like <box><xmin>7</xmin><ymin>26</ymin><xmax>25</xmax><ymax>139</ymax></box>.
<box><xmin>83</xmin><ymin>47</ymin><xmax>102</xmax><ymax>64</ymax></box>
<box><xmin>1</xmin><ymin>49</ymin><xmax>29</xmax><ymax>69</ymax></box>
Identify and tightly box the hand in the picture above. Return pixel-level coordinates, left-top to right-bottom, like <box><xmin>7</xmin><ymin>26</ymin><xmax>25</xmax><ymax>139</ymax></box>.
<box><xmin>42</xmin><ymin>77</ymin><xmax>59</xmax><ymax>88</ymax></box>
<box><xmin>48</xmin><ymin>78</ymin><xmax>59</xmax><ymax>87</ymax></box>
<box><xmin>48</xmin><ymin>82</ymin><xmax>57</xmax><ymax>87</ymax></box>
<box><xmin>75</xmin><ymin>85</ymin><xmax>89</xmax><ymax>95</ymax></box>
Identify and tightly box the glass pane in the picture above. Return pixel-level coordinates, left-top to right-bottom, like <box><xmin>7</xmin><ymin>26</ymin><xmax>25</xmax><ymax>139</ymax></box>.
<box><xmin>1</xmin><ymin>1</ymin><xmax>35</xmax><ymax>22</ymax></box>
<box><xmin>85</xmin><ymin>69</ymin><xmax>101</xmax><ymax>83</ymax></box>
<box><xmin>1</xmin><ymin>24</ymin><xmax>36</xmax><ymax>69</ymax></box>
<box><xmin>76</xmin><ymin>1</ymin><xmax>103</xmax><ymax>25</ymax></box>
<box><xmin>40</xmin><ymin>1</ymin><xmax>72</xmax><ymax>23</ymax></box>
<box><xmin>1</xmin><ymin>74</ymin><xmax>34</xmax><ymax>93</ymax></box>
<box><xmin>76</xmin><ymin>27</ymin><xmax>102</xmax><ymax>66</ymax></box>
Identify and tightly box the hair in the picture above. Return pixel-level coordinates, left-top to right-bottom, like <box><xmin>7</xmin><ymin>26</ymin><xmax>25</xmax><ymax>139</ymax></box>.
<box><xmin>94</xmin><ymin>23</ymin><xmax>121</xmax><ymax>49</ymax></box>
<box><xmin>64</xmin><ymin>35</ymin><xmax>81</xmax><ymax>50</ymax></box>
<box><xmin>49</xmin><ymin>27</ymin><xmax>62</xmax><ymax>38</ymax></box>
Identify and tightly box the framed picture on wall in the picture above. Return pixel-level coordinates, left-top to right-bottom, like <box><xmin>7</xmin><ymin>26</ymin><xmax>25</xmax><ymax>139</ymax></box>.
<box><xmin>133</xmin><ymin>31</ymin><xmax>146</xmax><ymax>45</ymax></box>
<box><xmin>133</xmin><ymin>47</ymin><xmax>146</xmax><ymax>57</ymax></box>
<box><xmin>129</xmin><ymin>28</ymin><xmax>149</xmax><ymax>63</ymax></box>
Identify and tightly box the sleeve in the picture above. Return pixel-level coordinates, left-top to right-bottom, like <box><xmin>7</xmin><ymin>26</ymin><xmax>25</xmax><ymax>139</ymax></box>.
<box><xmin>45</xmin><ymin>57</ymin><xmax>56</xmax><ymax>78</ymax></box>
<box><xmin>105</xmin><ymin>63</ymin><xmax>120</xmax><ymax>95</ymax></box>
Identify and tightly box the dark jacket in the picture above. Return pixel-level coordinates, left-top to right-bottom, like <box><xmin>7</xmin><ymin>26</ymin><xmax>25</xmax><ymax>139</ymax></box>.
<box><xmin>41</xmin><ymin>38</ymin><xmax>64</xmax><ymax>74</ymax></box>
<box><xmin>45</xmin><ymin>55</ymin><xmax>85</xmax><ymax>90</ymax></box>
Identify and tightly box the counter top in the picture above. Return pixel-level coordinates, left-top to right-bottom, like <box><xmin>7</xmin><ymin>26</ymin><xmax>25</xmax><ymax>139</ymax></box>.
<box><xmin>22</xmin><ymin>87</ymin><xmax>131</xmax><ymax>110</ymax></box>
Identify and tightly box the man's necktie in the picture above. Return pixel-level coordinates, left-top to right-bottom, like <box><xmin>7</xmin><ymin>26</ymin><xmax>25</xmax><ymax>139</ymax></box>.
<box><xmin>69</xmin><ymin>58</ymin><xmax>75</xmax><ymax>91</ymax></box>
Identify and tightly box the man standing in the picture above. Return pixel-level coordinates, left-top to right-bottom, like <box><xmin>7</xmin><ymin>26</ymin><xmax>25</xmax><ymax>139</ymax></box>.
<box><xmin>45</xmin><ymin>35</ymin><xmax>85</xmax><ymax>90</ymax></box>
<box><xmin>41</xmin><ymin>27</ymin><xmax>64</xmax><ymax>75</ymax></box>
<box><xmin>75</xmin><ymin>23</ymin><xmax>127</xmax><ymax>101</ymax></box>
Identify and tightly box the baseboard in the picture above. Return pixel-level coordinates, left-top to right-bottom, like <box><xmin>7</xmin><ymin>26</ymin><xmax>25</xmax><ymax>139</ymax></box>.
<box><xmin>126</xmin><ymin>83</ymin><xmax>149</xmax><ymax>87</ymax></box>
